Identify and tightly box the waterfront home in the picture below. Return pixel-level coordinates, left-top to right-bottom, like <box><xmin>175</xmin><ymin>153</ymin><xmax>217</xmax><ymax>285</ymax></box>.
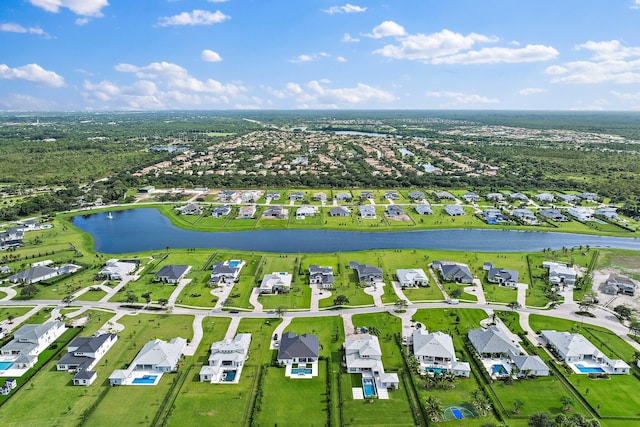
<box><xmin>595</xmin><ymin>207</ymin><xmax>619</xmax><ymax>221</ymax></box>
<box><xmin>359</xmin><ymin>205</ymin><xmax>376</xmax><ymax>219</ymax></box>
<box><xmin>396</xmin><ymin>269</ymin><xmax>429</xmax><ymax>287</ymax></box>
<box><xmin>154</xmin><ymin>265</ymin><xmax>191</xmax><ymax>284</ymax></box>
<box><xmin>199</xmin><ymin>334</ymin><xmax>251</xmax><ymax>383</ymax></box>
<box><xmin>602</xmin><ymin>274</ymin><xmax>637</xmax><ymax>296</ymax></box>
<box><xmin>259</xmin><ymin>272</ymin><xmax>292</xmax><ymax>294</ymax></box>
<box><xmin>109</xmin><ymin>338</ymin><xmax>187</xmax><ymax>385</ymax></box>
<box><xmin>176</xmin><ymin>202</ymin><xmax>202</xmax><ymax>215</ymax></box>
<box><xmin>482</xmin><ymin>209</ymin><xmax>508</xmax><ymax>224</ymax></box>
<box><xmin>329</xmin><ymin>206</ymin><xmax>350</xmax><ymax>217</ymax></box>
<box><xmin>8</xmin><ymin>263</ymin><xmax>81</xmax><ymax>285</ymax></box>
<box><xmin>57</xmin><ymin>333</ymin><xmax>118</xmax><ymax>386</ymax></box>
<box><xmin>543</xmin><ymin>261</ymin><xmax>577</xmax><ymax>286</ymax></box>
<box><xmin>98</xmin><ymin>259</ymin><xmax>138</xmax><ymax>281</ymax></box>
<box><xmin>412</xmin><ymin>329</ymin><xmax>470</xmax><ymax>377</ymax></box>
<box><xmin>432</xmin><ymin>261</ymin><xmax>473</xmax><ymax>284</ymax></box>
<box><xmin>539</xmin><ymin>209</ymin><xmax>567</xmax><ymax>222</ymax></box>
<box><xmin>344</xmin><ymin>334</ymin><xmax>399</xmax><ymax>390</ymax></box>
<box><xmin>444</xmin><ymin>205</ymin><xmax>464</xmax><ymax>216</ymax></box>
<box><xmin>296</xmin><ymin>206</ymin><xmax>317</xmax><ymax>218</ymax></box>
<box><xmin>264</xmin><ymin>206</ymin><xmax>288</xmax><ymax>219</ymax></box>
<box><xmin>386</xmin><ymin>205</ymin><xmax>404</xmax><ymax>218</ymax></box>
<box><xmin>350</xmin><ymin>262</ymin><xmax>383</xmax><ymax>285</ymax></box>
<box><xmin>415</xmin><ymin>204</ymin><xmax>433</xmax><ymax>215</ymax></box>
<box><xmin>484</xmin><ymin>263</ymin><xmax>519</xmax><ymax>287</ymax></box>
<box><xmin>512</xmin><ymin>208</ymin><xmax>538</xmax><ymax>224</ymax></box>
<box><xmin>541</xmin><ymin>330</ymin><xmax>629</xmax><ymax>375</ymax></box>
<box><xmin>567</xmin><ymin>207</ymin><xmax>594</xmax><ymax>221</ymax></box>
<box><xmin>210</xmin><ymin>260</ymin><xmax>245</xmax><ymax>286</ymax></box>
<box><xmin>309</xmin><ymin>265</ymin><xmax>335</xmax><ymax>289</ymax></box>
<box><xmin>212</xmin><ymin>205</ymin><xmax>232</xmax><ymax>218</ymax></box>
<box><xmin>277</xmin><ymin>332</ymin><xmax>319</xmax><ymax>378</ymax></box>
<box><xmin>237</xmin><ymin>205</ymin><xmax>256</xmax><ymax>219</ymax></box>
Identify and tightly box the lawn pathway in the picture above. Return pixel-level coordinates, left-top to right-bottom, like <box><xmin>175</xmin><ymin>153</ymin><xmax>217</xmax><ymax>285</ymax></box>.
<box><xmin>169</xmin><ymin>278</ymin><xmax>192</xmax><ymax>306</ymax></box>
<box><xmin>224</xmin><ymin>316</ymin><xmax>242</xmax><ymax>340</ymax></box>
<box><xmin>390</xmin><ymin>280</ymin><xmax>410</xmax><ymax>302</ymax></box>
<box><xmin>183</xmin><ymin>314</ymin><xmax>204</xmax><ymax>356</ymax></box>
<box><xmin>249</xmin><ymin>288</ymin><xmax>263</xmax><ymax>312</ymax></box>
<box><xmin>269</xmin><ymin>316</ymin><xmax>292</xmax><ymax>349</ymax></box>
<box><xmin>427</xmin><ymin>267</ymin><xmax>449</xmax><ymax>300</ymax></box>
<box><xmin>0</xmin><ymin>286</ymin><xmax>17</xmax><ymax>301</ymax></box>
<box><xmin>518</xmin><ymin>311</ymin><xmax>545</xmax><ymax>347</ymax></box>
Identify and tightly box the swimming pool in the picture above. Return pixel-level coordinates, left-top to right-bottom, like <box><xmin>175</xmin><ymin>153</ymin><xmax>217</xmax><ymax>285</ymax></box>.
<box><xmin>227</xmin><ymin>260</ymin><xmax>241</xmax><ymax>268</ymax></box>
<box><xmin>575</xmin><ymin>364</ymin><xmax>605</xmax><ymax>373</ymax></box>
<box><xmin>451</xmin><ymin>408</ymin><xmax>464</xmax><ymax>420</ymax></box>
<box><xmin>491</xmin><ymin>364</ymin><xmax>508</xmax><ymax>375</ymax></box>
<box><xmin>132</xmin><ymin>375</ymin><xmax>158</xmax><ymax>384</ymax></box>
<box><xmin>223</xmin><ymin>370</ymin><xmax>237</xmax><ymax>381</ymax></box>
<box><xmin>291</xmin><ymin>368</ymin><xmax>312</xmax><ymax>375</ymax></box>
<box><xmin>0</xmin><ymin>361</ymin><xmax>14</xmax><ymax>370</ymax></box>
<box><xmin>426</xmin><ymin>367</ymin><xmax>448</xmax><ymax>374</ymax></box>
<box><xmin>363</xmin><ymin>378</ymin><xmax>377</xmax><ymax>398</ymax></box>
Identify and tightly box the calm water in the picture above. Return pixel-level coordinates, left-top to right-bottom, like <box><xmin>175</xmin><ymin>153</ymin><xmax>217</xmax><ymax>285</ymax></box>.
<box><xmin>70</xmin><ymin>208</ymin><xmax>640</xmax><ymax>254</ymax></box>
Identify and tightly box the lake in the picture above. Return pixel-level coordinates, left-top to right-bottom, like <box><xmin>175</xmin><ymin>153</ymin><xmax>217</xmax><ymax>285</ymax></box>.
<box><xmin>69</xmin><ymin>208</ymin><xmax>640</xmax><ymax>254</ymax></box>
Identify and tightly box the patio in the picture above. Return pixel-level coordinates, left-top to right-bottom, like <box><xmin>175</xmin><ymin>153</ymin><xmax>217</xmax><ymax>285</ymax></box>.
<box><xmin>285</xmin><ymin>363</ymin><xmax>318</xmax><ymax>379</ymax></box>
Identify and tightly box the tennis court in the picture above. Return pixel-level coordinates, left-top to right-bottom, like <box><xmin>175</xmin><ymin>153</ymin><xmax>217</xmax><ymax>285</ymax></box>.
<box><xmin>441</xmin><ymin>403</ymin><xmax>478</xmax><ymax>421</ymax></box>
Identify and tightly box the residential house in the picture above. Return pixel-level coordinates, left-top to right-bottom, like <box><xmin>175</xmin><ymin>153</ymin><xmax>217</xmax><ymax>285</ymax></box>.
<box><xmin>484</xmin><ymin>263</ymin><xmax>519</xmax><ymax>287</ymax></box>
<box><xmin>289</xmin><ymin>192</ymin><xmax>305</xmax><ymax>202</ymax></box>
<box><xmin>412</xmin><ymin>329</ymin><xmax>470</xmax><ymax>377</ymax></box>
<box><xmin>263</xmin><ymin>206</ymin><xmax>288</xmax><ymax>219</ymax></box>
<box><xmin>421</xmin><ymin>163</ymin><xmax>442</xmax><ymax>174</ymax></box>
<box><xmin>57</xmin><ymin>333</ymin><xmax>118</xmax><ymax>386</ymax></box>
<box><xmin>409</xmin><ymin>191</ymin><xmax>425</xmax><ymax>202</ymax></box>
<box><xmin>218</xmin><ymin>190</ymin><xmax>237</xmax><ymax>203</ymax></box>
<box><xmin>462</xmin><ymin>192</ymin><xmax>480</xmax><ymax>203</ymax></box>
<box><xmin>0</xmin><ymin>227</ymin><xmax>24</xmax><ymax>243</ymax></box>
<box><xmin>535</xmin><ymin>193</ymin><xmax>555</xmax><ymax>203</ymax></box>
<box><xmin>277</xmin><ymin>332</ymin><xmax>320</xmax><ymax>378</ymax></box>
<box><xmin>296</xmin><ymin>206</ymin><xmax>317</xmax><ymax>218</ymax></box>
<box><xmin>0</xmin><ymin>378</ymin><xmax>17</xmax><ymax>395</ymax></box>
<box><xmin>154</xmin><ymin>265</ymin><xmax>191</xmax><ymax>284</ymax></box>
<box><xmin>292</xmin><ymin>156</ymin><xmax>308</xmax><ymax>165</ymax></box>
<box><xmin>485</xmin><ymin>193</ymin><xmax>504</xmax><ymax>202</ymax></box>
<box><xmin>386</xmin><ymin>205</ymin><xmax>404</xmax><ymax>218</ymax></box>
<box><xmin>541</xmin><ymin>330</ymin><xmax>629</xmax><ymax>374</ymax></box>
<box><xmin>209</xmin><ymin>260</ymin><xmax>245</xmax><ymax>285</ymax></box>
<box><xmin>199</xmin><ymin>334</ymin><xmax>251</xmax><ymax>383</ymax></box>
<box><xmin>415</xmin><ymin>204</ymin><xmax>433</xmax><ymax>215</ymax></box>
<box><xmin>360</xmin><ymin>191</ymin><xmax>374</xmax><ymax>200</ymax></box>
<box><xmin>560</xmin><ymin>194</ymin><xmax>580</xmax><ymax>204</ymax></box>
<box><xmin>603</xmin><ymin>274</ymin><xmax>637</xmax><ymax>296</ymax></box>
<box><xmin>0</xmin><ymin>266</ymin><xmax>10</xmax><ymax>275</ymax></box>
<box><xmin>350</xmin><ymin>262</ymin><xmax>383</xmax><ymax>285</ymax></box>
<box><xmin>507</xmin><ymin>192</ymin><xmax>529</xmax><ymax>202</ymax></box>
<box><xmin>19</xmin><ymin>220</ymin><xmax>43</xmax><ymax>231</ymax></box>
<box><xmin>396</xmin><ymin>269</ymin><xmax>429</xmax><ymax>287</ymax></box>
<box><xmin>482</xmin><ymin>209</ymin><xmax>508</xmax><ymax>224</ymax></box>
<box><xmin>344</xmin><ymin>334</ymin><xmax>399</xmax><ymax>389</ymax></box>
<box><xmin>259</xmin><ymin>272</ymin><xmax>292</xmax><ymax>294</ymax></box>
<box><xmin>266</xmin><ymin>192</ymin><xmax>281</xmax><ymax>201</ymax></box>
<box><xmin>313</xmin><ymin>192</ymin><xmax>327</xmax><ymax>202</ymax></box>
<box><xmin>177</xmin><ymin>202</ymin><xmax>202</xmax><ymax>215</ymax></box>
<box><xmin>212</xmin><ymin>205</ymin><xmax>232</xmax><ymax>218</ymax></box>
<box><xmin>435</xmin><ymin>191</ymin><xmax>455</xmax><ymax>200</ymax></box>
<box><xmin>99</xmin><ymin>259</ymin><xmax>138</xmax><ymax>281</ymax></box>
<box><xmin>432</xmin><ymin>261</ymin><xmax>473</xmax><ymax>284</ymax></box>
<box><xmin>237</xmin><ymin>205</ymin><xmax>256</xmax><ymax>219</ymax></box>
<box><xmin>329</xmin><ymin>206</ymin><xmax>350</xmax><ymax>217</ymax></box>
<box><xmin>309</xmin><ymin>265</ymin><xmax>335</xmax><ymax>289</ymax></box>
<box><xmin>578</xmin><ymin>192</ymin><xmax>599</xmax><ymax>202</ymax></box>
<box><xmin>9</xmin><ymin>265</ymin><xmax>62</xmax><ymax>284</ymax></box>
<box><xmin>240</xmin><ymin>191</ymin><xmax>261</xmax><ymax>203</ymax></box>
<box><xmin>568</xmin><ymin>207</ymin><xmax>594</xmax><ymax>221</ymax></box>
<box><xmin>109</xmin><ymin>338</ymin><xmax>187</xmax><ymax>385</ymax></box>
<box><xmin>595</xmin><ymin>207</ymin><xmax>619</xmax><ymax>221</ymax></box>
<box><xmin>335</xmin><ymin>192</ymin><xmax>352</xmax><ymax>201</ymax></box>
<box><xmin>384</xmin><ymin>191</ymin><xmax>399</xmax><ymax>200</ymax></box>
<box><xmin>444</xmin><ymin>205</ymin><xmax>465</xmax><ymax>216</ymax></box>
<box><xmin>512</xmin><ymin>208</ymin><xmax>538</xmax><ymax>224</ymax></box>
<box><xmin>543</xmin><ymin>262</ymin><xmax>577</xmax><ymax>286</ymax></box>
<box><xmin>1</xmin><ymin>321</ymin><xmax>66</xmax><ymax>370</ymax></box>
<box><xmin>539</xmin><ymin>209</ymin><xmax>568</xmax><ymax>222</ymax></box>
<box><xmin>359</xmin><ymin>205</ymin><xmax>376</xmax><ymax>219</ymax></box>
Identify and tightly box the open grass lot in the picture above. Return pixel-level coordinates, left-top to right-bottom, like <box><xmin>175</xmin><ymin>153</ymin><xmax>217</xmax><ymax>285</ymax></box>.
<box><xmin>256</xmin><ymin>360</ymin><xmax>329</xmax><ymax>427</ymax></box>
<box><xmin>259</xmin><ymin>285</ymin><xmax>311</xmax><ymax>310</ymax></box>
<box><xmin>352</xmin><ymin>312</ymin><xmax>403</xmax><ymax>370</ymax></box>
<box><xmin>341</xmin><ymin>384</ymin><xmax>416</xmax><ymax>427</ymax></box>
<box><xmin>75</xmin><ymin>288</ymin><xmax>108</xmax><ymax>301</ymax></box>
<box><xmin>597</xmin><ymin>249</ymin><xmax>640</xmax><ymax>281</ymax></box>
<box><xmin>401</xmin><ymin>285</ymin><xmax>445</xmax><ymax>301</ymax></box>
<box><xmin>0</xmin><ymin>307</ymin><xmax>33</xmax><ymax>322</ymax></box>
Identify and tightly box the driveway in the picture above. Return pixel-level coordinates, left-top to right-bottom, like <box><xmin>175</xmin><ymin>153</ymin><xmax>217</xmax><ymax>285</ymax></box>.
<box><xmin>310</xmin><ymin>285</ymin><xmax>332</xmax><ymax>311</ymax></box>
<box><xmin>249</xmin><ymin>288</ymin><xmax>263</xmax><ymax>312</ymax></box>
<box><xmin>364</xmin><ymin>283</ymin><xmax>384</xmax><ymax>307</ymax></box>
<box><xmin>269</xmin><ymin>316</ymin><xmax>292</xmax><ymax>349</ymax></box>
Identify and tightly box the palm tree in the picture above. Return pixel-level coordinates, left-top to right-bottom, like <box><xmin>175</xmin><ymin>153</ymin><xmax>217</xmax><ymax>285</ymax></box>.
<box><xmin>513</xmin><ymin>399</ymin><xmax>524</xmax><ymax>414</ymax></box>
<box><xmin>425</xmin><ymin>395</ymin><xmax>443</xmax><ymax>420</ymax></box>
<box><xmin>275</xmin><ymin>306</ymin><xmax>287</xmax><ymax>318</ymax></box>
<box><xmin>394</xmin><ymin>299</ymin><xmax>409</xmax><ymax>311</ymax></box>
<box><xmin>560</xmin><ymin>395</ymin><xmax>574</xmax><ymax>412</ymax></box>
<box><xmin>507</xmin><ymin>301</ymin><xmax>521</xmax><ymax>311</ymax></box>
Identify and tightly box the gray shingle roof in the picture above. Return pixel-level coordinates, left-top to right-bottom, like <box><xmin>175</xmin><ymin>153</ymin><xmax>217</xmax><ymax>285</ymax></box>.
<box><xmin>277</xmin><ymin>332</ymin><xmax>319</xmax><ymax>360</ymax></box>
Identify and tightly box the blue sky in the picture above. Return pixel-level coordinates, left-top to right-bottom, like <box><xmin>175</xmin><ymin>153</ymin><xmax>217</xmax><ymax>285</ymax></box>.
<box><xmin>1</xmin><ymin>0</ymin><xmax>640</xmax><ymax>110</ymax></box>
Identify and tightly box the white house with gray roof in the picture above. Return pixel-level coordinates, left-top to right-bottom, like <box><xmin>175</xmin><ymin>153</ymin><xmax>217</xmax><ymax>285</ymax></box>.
<box><xmin>412</xmin><ymin>329</ymin><xmax>470</xmax><ymax>377</ymax></box>
<box><xmin>277</xmin><ymin>332</ymin><xmax>319</xmax><ymax>378</ymax></box>
<box><xmin>309</xmin><ymin>265</ymin><xmax>335</xmax><ymax>289</ymax></box>
<box><xmin>485</xmin><ymin>263</ymin><xmax>519</xmax><ymax>287</ymax></box>
<box><xmin>359</xmin><ymin>205</ymin><xmax>376</xmax><ymax>219</ymax></box>
<box><xmin>344</xmin><ymin>334</ymin><xmax>399</xmax><ymax>390</ymax></box>
<box><xmin>57</xmin><ymin>333</ymin><xmax>118</xmax><ymax>386</ymax></box>
<box><xmin>154</xmin><ymin>265</ymin><xmax>191</xmax><ymax>284</ymax></box>
<box><xmin>329</xmin><ymin>206</ymin><xmax>350</xmax><ymax>217</ymax></box>
<box><xmin>535</xmin><ymin>193</ymin><xmax>555</xmax><ymax>203</ymax></box>
<box><xmin>212</xmin><ymin>205</ymin><xmax>232</xmax><ymax>218</ymax></box>
<box><xmin>109</xmin><ymin>337</ymin><xmax>187</xmax><ymax>385</ymax></box>
<box><xmin>444</xmin><ymin>205</ymin><xmax>465</xmax><ymax>216</ymax></box>
<box><xmin>99</xmin><ymin>259</ymin><xmax>138</xmax><ymax>281</ymax></box>
<box><xmin>259</xmin><ymin>272</ymin><xmax>292</xmax><ymax>294</ymax></box>
<box><xmin>199</xmin><ymin>334</ymin><xmax>251</xmax><ymax>383</ymax></box>
<box><xmin>0</xmin><ymin>321</ymin><xmax>66</xmax><ymax>372</ymax></box>
<box><xmin>210</xmin><ymin>260</ymin><xmax>244</xmax><ymax>285</ymax></box>
<box><xmin>543</xmin><ymin>261</ymin><xmax>577</xmax><ymax>286</ymax></box>
<box><xmin>415</xmin><ymin>204</ymin><xmax>433</xmax><ymax>215</ymax></box>
<box><xmin>396</xmin><ymin>269</ymin><xmax>428</xmax><ymax>287</ymax></box>
<box><xmin>432</xmin><ymin>261</ymin><xmax>473</xmax><ymax>284</ymax></box>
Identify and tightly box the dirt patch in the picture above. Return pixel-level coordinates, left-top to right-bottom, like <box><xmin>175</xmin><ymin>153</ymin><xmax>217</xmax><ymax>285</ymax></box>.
<box><xmin>610</xmin><ymin>257</ymin><xmax>640</xmax><ymax>272</ymax></box>
<box><xmin>69</xmin><ymin>316</ymin><xmax>90</xmax><ymax>327</ymax></box>
<box><xmin>387</xmin><ymin>214</ymin><xmax>412</xmax><ymax>222</ymax></box>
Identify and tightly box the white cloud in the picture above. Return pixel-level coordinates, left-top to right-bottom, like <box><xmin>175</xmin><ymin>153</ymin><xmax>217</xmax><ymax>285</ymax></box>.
<box><xmin>426</xmin><ymin>91</ymin><xmax>498</xmax><ymax>105</ymax></box>
<box><xmin>266</xmin><ymin>80</ymin><xmax>394</xmax><ymax>108</ymax></box>
<box><xmin>366</xmin><ymin>21</ymin><xmax>406</xmax><ymax>39</ymax></box>
<box><xmin>611</xmin><ymin>90</ymin><xmax>640</xmax><ymax>100</ymax></box>
<box><xmin>290</xmin><ymin>52</ymin><xmax>330</xmax><ymax>63</ymax></box>
<box><xmin>432</xmin><ymin>44</ymin><xmax>558</xmax><ymax>65</ymax></box>
<box><xmin>0</xmin><ymin>23</ymin><xmax>49</xmax><ymax>38</ymax></box>
<box><xmin>157</xmin><ymin>10</ymin><xmax>230</xmax><ymax>27</ymax></box>
<box><xmin>342</xmin><ymin>33</ymin><xmax>359</xmax><ymax>43</ymax></box>
<box><xmin>324</xmin><ymin>4</ymin><xmax>367</xmax><ymax>14</ymax></box>
<box><xmin>29</xmin><ymin>0</ymin><xmax>108</xmax><ymax>17</ymax></box>
<box><xmin>201</xmin><ymin>49</ymin><xmax>223</xmax><ymax>62</ymax></box>
<box><xmin>0</xmin><ymin>63</ymin><xmax>65</xmax><ymax>87</ymax></box>
<box><xmin>0</xmin><ymin>93</ymin><xmax>59</xmax><ymax>110</ymax></box>
<box><xmin>631</xmin><ymin>0</ymin><xmax>640</xmax><ymax>9</ymax></box>
<box><xmin>336</xmin><ymin>56</ymin><xmax>347</xmax><ymax>62</ymax></box>
<box><xmin>517</xmin><ymin>87</ymin><xmax>545</xmax><ymax>95</ymax></box>
<box><xmin>75</xmin><ymin>18</ymin><xmax>90</xmax><ymax>26</ymax></box>
<box><xmin>546</xmin><ymin>39</ymin><xmax>640</xmax><ymax>84</ymax></box>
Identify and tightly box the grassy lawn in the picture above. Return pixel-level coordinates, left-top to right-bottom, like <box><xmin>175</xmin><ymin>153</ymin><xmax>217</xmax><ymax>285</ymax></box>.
<box><xmin>75</xmin><ymin>288</ymin><xmax>108</xmax><ymax>302</ymax></box>
<box><xmin>484</xmin><ymin>283</ymin><xmax>519</xmax><ymax>304</ymax></box>
<box><xmin>351</xmin><ymin>312</ymin><xmax>404</xmax><ymax>370</ymax></box>
<box><xmin>256</xmin><ymin>360</ymin><xmax>329</xmax><ymax>427</ymax></box>
<box><xmin>401</xmin><ymin>285</ymin><xmax>445</xmax><ymax>301</ymax></box>
<box><xmin>570</xmin><ymin>374</ymin><xmax>640</xmax><ymax>417</ymax></box>
<box><xmin>0</xmin><ymin>307</ymin><xmax>33</xmax><ymax>323</ymax></box>
<box><xmin>341</xmin><ymin>383</ymin><xmax>416</xmax><ymax>427</ymax></box>
<box><xmin>258</xmin><ymin>285</ymin><xmax>311</xmax><ymax>310</ymax></box>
